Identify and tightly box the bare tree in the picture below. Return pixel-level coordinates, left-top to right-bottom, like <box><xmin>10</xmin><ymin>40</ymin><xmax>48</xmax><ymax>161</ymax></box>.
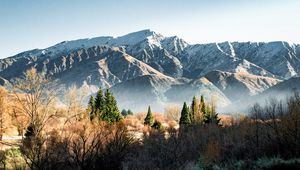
<box><xmin>64</xmin><ymin>85</ymin><xmax>87</xmax><ymax>121</ymax></box>
<box><xmin>13</xmin><ymin>67</ymin><xmax>57</xmax><ymax>137</ymax></box>
<box><xmin>250</xmin><ymin>103</ymin><xmax>263</xmax><ymax>154</ymax></box>
<box><xmin>9</xmin><ymin>108</ymin><xmax>27</xmax><ymax>136</ymax></box>
<box><xmin>164</xmin><ymin>104</ymin><xmax>181</xmax><ymax>122</ymax></box>
<box><xmin>12</xmin><ymin>67</ymin><xmax>58</xmax><ymax>169</ymax></box>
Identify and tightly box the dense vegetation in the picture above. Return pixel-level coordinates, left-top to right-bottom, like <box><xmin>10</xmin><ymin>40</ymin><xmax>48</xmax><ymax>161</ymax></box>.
<box><xmin>0</xmin><ymin>68</ymin><xmax>299</xmax><ymax>170</ymax></box>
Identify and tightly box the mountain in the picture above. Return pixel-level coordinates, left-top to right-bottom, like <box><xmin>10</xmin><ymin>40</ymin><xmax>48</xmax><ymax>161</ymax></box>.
<box><xmin>164</xmin><ymin>77</ymin><xmax>231</xmax><ymax>107</ymax></box>
<box><xmin>260</xmin><ymin>77</ymin><xmax>300</xmax><ymax>96</ymax></box>
<box><xmin>111</xmin><ymin>74</ymin><xmax>175</xmax><ymax>111</ymax></box>
<box><xmin>181</xmin><ymin>42</ymin><xmax>300</xmax><ymax>79</ymax></box>
<box><xmin>1</xmin><ymin>29</ymin><xmax>300</xmax><ymax>112</ymax></box>
<box><xmin>205</xmin><ymin>70</ymin><xmax>281</xmax><ymax>101</ymax></box>
<box><xmin>223</xmin><ymin>76</ymin><xmax>300</xmax><ymax>114</ymax></box>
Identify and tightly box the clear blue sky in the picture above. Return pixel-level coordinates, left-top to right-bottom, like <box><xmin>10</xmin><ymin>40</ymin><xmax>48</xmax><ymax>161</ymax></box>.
<box><xmin>1</xmin><ymin>0</ymin><xmax>299</xmax><ymax>58</ymax></box>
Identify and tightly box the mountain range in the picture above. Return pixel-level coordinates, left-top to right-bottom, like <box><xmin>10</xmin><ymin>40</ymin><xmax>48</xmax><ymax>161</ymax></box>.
<box><xmin>1</xmin><ymin>29</ymin><xmax>300</xmax><ymax>113</ymax></box>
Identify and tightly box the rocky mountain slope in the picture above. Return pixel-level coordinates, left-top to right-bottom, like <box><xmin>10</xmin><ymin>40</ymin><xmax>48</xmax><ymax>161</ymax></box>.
<box><xmin>1</xmin><ymin>29</ymin><xmax>299</xmax><ymax>112</ymax></box>
<box><xmin>205</xmin><ymin>70</ymin><xmax>281</xmax><ymax>101</ymax></box>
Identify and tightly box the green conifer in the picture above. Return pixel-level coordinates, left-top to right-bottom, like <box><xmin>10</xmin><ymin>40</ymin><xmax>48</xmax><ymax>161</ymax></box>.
<box><xmin>190</xmin><ymin>96</ymin><xmax>199</xmax><ymax>123</ymax></box>
<box><xmin>203</xmin><ymin>103</ymin><xmax>221</xmax><ymax>126</ymax></box>
<box><xmin>200</xmin><ymin>95</ymin><xmax>206</xmax><ymax>115</ymax></box>
<box><xmin>121</xmin><ymin>109</ymin><xmax>128</xmax><ymax>117</ymax></box>
<box><xmin>127</xmin><ymin>109</ymin><xmax>133</xmax><ymax>115</ymax></box>
<box><xmin>152</xmin><ymin>120</ymin><xmax>163</xmax><ymax>131</ymax></box>
<box><xmin>144</xmin><ymin>106</ymin><xmax>154</xmax><ymax>126</ymax></box>
<box><xmin>87</xmin><ymin>96</ymin><xmax>95</xmax><ymax>120</ymax></box>
<box><xmin>101</xmin><ymin>89</ymin><xmax>122</xmax><ymax>123</ymax></box>
<box><xmin>179</xmin><ymin>102</ymin><xmax>191</xmax><ymax>125</ymax></box>
<box><xmin>95</xmin><ymin>88</ymin><xmax>105</xmax><ymax>117</ymax></box>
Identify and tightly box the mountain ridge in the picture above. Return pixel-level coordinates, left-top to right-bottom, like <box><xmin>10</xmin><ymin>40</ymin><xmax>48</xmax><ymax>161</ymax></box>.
<box><xmin>1</xmin><ymin>29</ymin><xmax>300</xmax><ymax>112</ymax></box>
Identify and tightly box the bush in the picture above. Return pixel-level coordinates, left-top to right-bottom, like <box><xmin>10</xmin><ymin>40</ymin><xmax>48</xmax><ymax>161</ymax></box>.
<box><xmin>1</xmin><ymin>148</ymin><xmax>26</xmax><ymax>169</ymax></box>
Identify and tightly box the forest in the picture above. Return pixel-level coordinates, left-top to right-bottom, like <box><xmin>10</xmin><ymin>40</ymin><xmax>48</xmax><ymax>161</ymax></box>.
<box><xmin>0</xmin><ymin>68</ymin><xmax>299</xmax><ymax>170</ymax></box>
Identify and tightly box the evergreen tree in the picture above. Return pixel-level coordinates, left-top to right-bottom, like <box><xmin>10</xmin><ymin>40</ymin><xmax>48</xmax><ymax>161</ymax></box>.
<box><xmin>144</xmin><ymin>106</ymin><xmax>154</xmax><ymax>126</ymax></box>
<box><xmin>203</xmin><ymin>112</ymin><xmax>221</xmax><ymax>126</ymax></box>
<box><xmin>190</xmin><ymin>96</ymin><xmax>200</xmax><ymax>123</ymax></box>
<box><xmin>152</xmin><ymin>120</ymin><xmax>163</xmax><ymax>131</ymax></box>
<box><xmin>121</xmin><ymin>109</ymin><xmax>128</xmax><ymax>117</ymax></box>
<box><xmin>94</xmin><ymin>88</ymin><xmax>105</xmax><ymax>117</ymax></box>
<box><xmin>203</xmin><ymin>103</ymin><xmax>221</xmax><ymax>126</ymax></box>
<box><xmin>87</xmin><ymin>96</ymin><xmax>95</xmax><ymax>120</ymax></box>
<box><xmin>200</xmin><ymin>95</ymin><xmax>206</xmax><ymax>115</ymax></box>
<box><xmin>179</xmin><ymin>102</ymin><xmax>191</xmax><ymax>125</ymax></box>
<box><xmin>127</xmin><ymin>109</ymin><xmax>133</xmax><ymax>115</ymax></box>
<box><xmin>101</xmin><ymin>89</ymin><xmax>122</xmax><ymax>123</ymax></box>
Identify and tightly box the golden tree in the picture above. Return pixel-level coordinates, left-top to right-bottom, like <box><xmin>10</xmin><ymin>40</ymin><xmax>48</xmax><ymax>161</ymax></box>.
<box><xmin>13</xmin><ymin>67</ymin><xmax>57</xmax><ymax>137</ymax></box>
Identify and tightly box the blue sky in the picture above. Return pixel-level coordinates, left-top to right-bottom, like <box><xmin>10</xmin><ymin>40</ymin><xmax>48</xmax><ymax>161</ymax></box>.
<box><xmin>1</xmin><ymin>0</ymin><xmax>299</xmax><ymax>58</ymax></box>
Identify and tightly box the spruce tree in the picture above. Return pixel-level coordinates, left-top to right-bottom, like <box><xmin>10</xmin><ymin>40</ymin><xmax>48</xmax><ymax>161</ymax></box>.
<box><xmin>127</xmin><ymin>109</ymin><xmax>133</xmax><ymax>115</ymax></box>
<box><xmin>87</xmin><ymin>96</ymin><xmax>95</xmax><ymax>120</ymax></box>
<box><xmin>211</xmin><ymin>113</ymin><xmax>221</xmax><ymax>125</ymax></box>
<box><xmin>101</xmin><ymin>89</ymin><xmax>122</xmax><ymax>123</ymax></box>
<box><xmin>121</xmin><ymin>109</ymin><xmax>128</xmax><ymax>117</ymax></box>
<box><xmin>94</xmin><ymin>88</ymin><xmax>105</xmax><ymax>117</ymax></box>
<box><xmin>144</xmin><ymin>106</ymin><xmax>154</xmax><ymax>126</ymax></box>
<box><xmin>203</xmin><ymin>112</ymin><xmax>221</xmax><ymax>126</ymax></box>
<box><xmin>203</xmin><ymin>103</ymin><xmax>221</xmax><ymax>126</ymax></box>
<box><xmin>179</xmin><ymin>102</ymin><xmax>191</xmax><ymax>125</ymax></box>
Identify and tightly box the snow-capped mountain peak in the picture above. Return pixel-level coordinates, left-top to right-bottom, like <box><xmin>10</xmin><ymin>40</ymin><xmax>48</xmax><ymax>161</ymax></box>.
<box><xmin>109</xmin><ymin>29</ymin><xmax>164</xmax><ymax>47</ymax></box>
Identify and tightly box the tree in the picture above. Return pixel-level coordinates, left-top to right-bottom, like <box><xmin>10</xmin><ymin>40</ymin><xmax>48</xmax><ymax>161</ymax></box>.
<box><xmin>87</xmin><ymin>96</ymin><xmax>95</xmax><ymax>120</ymax></box>
<box><xmin>13</xmin><ymin>67</ymin><xmax>56</xmax><ymax>138</ymax></box>
<box><xmin>179</xmin><ymin>102</ymin><xmax>191</xmax><ymax>126</ymax></box>
<box><xmin>121</xmin><ymin>109</ymin><xmax>128</xmax><ymax>117</ymax></box>
<box><xmin>101</xmin><ymin>89</ymin><xmax>122</xmax><ymax>123</ymax></box>
<box><xmin>144</xmin><ymin>106</ymin><xmax>154</xmax><ymax>126</ymax></box>
<box><xmin>203</xmin><ymin>112</ymin><xmax>221</xmax><ymax>126</ymax></box>
<box><xmin>127</xmin><ymin>109</ymin><xmax>133</xmax><ymax>115</ymax></box>
<box><xmin>10</xmin><ymin>108</ymin><xmax>27</xmax><ymax>136</ymax></box>
<box><xmin>203</xmin><ymin>101</ymin><xmax>221</xmax><ymax>126</ymax></box>
<box><xmin>200</xmin><ymin>95</ymin><xmax>206</xmax><ymax>115</ymax></box>
<box><xmin>164</xmin><ymin>104</ymin><xmax>181</xmax><ymax>122</ymax></box>
<box><xmin>13</xmin><ymin>67</ymin><xmax>57</xmax><ymax>169</ymax></box>
<box><xmin>65</xmin><ymin>85</ymin><xmax>87</xmax><ymax>120</ymax></box>
<box><xmin>190</xmin><ymin>96</ymin><xmax>201</xmax><ymax>124</ymax></box>
<box><xmin>152</xmin><ymin>120</ymin><xmax>163</xmax><ymax>131</ymax></box>
<box><xmin>94</xmin><ymin>88</ymin><xmax>105</xmax><ymax>118</ymax></box>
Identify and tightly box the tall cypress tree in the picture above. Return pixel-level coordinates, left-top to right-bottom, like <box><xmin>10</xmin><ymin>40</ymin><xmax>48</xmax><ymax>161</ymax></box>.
<box><xmin>102</xmin><ymin>89</ymin><xmax>122</xmax><ymax>123</ymax></box>
<box><xmin>95</xmin><ymin>88</ymin><xmax>105</xmax><ymax>118</ymax></box>
<box><xmin>179</xmin><ymin>102</ymin><xmax>191</xmax><ymax>126</ymax></box>
<box><xmin>144</xmin><ymin>106</ymin><xmax>154</xmax><ymax>126</ymax></box>
<box><xmin>190</xmin><ymin>96</ymin><xmax>199</xmax><ymax>123</ymax></box>
<box><xmin>87</xmin><ymin>96</ymin><xmax>95</xmax><ymax>120</ymax></box>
